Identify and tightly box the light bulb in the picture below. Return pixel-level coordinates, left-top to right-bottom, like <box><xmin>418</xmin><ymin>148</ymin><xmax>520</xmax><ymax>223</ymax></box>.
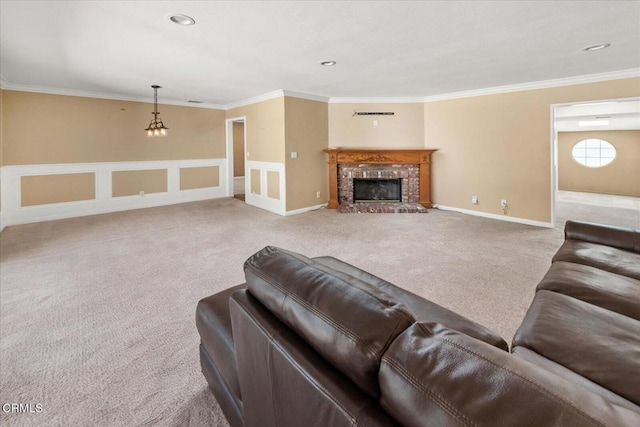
<box><xmin>146</xmin><ymin>129</ymin><xmax>153</xmax><ymax>137</ymax></box>
<box><xmin>154</xmin><ymin>129</ymin><xmax>160</xmax><ymax>136</ymax></box>
<box><xmin>160</xmin><ymin>128</ymin><xmax>167</xmax><ymax>136</ymax></box>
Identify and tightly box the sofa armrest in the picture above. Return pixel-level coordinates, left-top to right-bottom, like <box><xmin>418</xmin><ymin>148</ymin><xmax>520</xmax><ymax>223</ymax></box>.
<box><xmin>564</xmin><ymin>220</ymin><xmax>640</xmax><ymax>253</ymax></box>
<box><xmin>378</xmin><ymin>322</ymin><xmax>640</xmax><ymax>427</ymax></box>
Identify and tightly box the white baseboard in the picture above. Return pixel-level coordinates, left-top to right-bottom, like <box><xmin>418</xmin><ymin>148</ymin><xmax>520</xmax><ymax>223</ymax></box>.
<box><xmin>434</xmin><ymin>205</ymin><xmax>553</xmax><ymax>228</ymax></box>
<box><xmin>285</xmin><ymin>204</ymin><xmax>327</xmax><ymax>216</ymax></box>
<box><xmin>6</xmin><ymin>187</ymin><xmax>226</xmax><ymax>227</ymax></box>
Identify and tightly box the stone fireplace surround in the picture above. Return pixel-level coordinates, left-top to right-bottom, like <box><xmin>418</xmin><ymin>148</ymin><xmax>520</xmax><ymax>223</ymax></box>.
<box><xmin>339</xmin><ymin>164</ymin><xmax>421</xmax><ymax>212</ymax></box>
<box><xmin>323</xmin><ymin>148</ymin><xmax>437</xmax><ymax>213</ymax></box>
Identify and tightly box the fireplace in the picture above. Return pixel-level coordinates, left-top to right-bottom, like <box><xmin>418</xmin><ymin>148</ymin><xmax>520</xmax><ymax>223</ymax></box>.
<box><xmin>323</xmin><ymin>148</ymin><xmax>437</xmax><ymax>213</ymax></box>
<box><xmin>354</xmin><ymin>178</ymin><xmax>401</xmax><ymax>202</ymax></box>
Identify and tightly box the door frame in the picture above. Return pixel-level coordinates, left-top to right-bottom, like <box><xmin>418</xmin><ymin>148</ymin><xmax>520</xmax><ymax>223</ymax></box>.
<box><xmin>225</xmin><ymin>116</ymin><xmax>247</xmax><ymax>197</ymax></box>
<box><xmin>549</xmin><ymin>96</ymin><xmax>639</xmax><ymax>228</ymax></box>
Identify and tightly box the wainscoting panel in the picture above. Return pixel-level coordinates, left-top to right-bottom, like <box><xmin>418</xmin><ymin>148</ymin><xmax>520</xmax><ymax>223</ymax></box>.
<box><xmin>0</xmin><ymin>159</ymin><xmax>227</xmax><ymax>227</ymax></box>
<box><xmin>245</xmin><ymin>160</ymin><xmax>286</xmax><ymax>215</ymax></box>
<box><xmin>21</xmin><ymin>172</ymin><xmax>96</xmax><ymax>206</ymax></box>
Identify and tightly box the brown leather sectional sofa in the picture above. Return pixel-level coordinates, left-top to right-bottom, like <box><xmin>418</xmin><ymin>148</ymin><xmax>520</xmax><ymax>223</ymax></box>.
<box><xmin>196</xmin><ymin>220</ymin><xmax>640</xmax><ymax>426</ymax></box>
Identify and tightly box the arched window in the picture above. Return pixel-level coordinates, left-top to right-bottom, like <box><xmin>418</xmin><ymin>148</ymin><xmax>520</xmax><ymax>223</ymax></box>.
<box><xmin>571</xmin><ymin>139</ymin><xmax>616</xmax><ymax>167</ymax></box>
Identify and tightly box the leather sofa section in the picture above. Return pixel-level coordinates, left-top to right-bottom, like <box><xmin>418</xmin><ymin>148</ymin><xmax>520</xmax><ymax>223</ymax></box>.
<box><xmin>199</xmin><ymin>344</ymin><xmax>245</xmax><ymax>427</ymax></box>
<box><xmin>512</xmin><ymin>346</ymin><xmax>640</xmax><ymax>414</ymax></box>
<box><xmin>552</xmin><ymin>239</ymin><xmax>640</xmax><ymax>280</ymax></box>
<box><xmin>314</xmin><ymin>256</ymin><xmax>508</xmax><ymax>351</ymax></box>
<box><xmin>196</xmin><ymin>284</ymin><xmax>246</xmax><ymax>403</ymax></box>
<box><xmin>243</xmin><ymin>246</ymin><xmax>415</xmax><ymax>398</ymax></box>
<box><xmin>513</xmin><ymin>290</ymin><xmax>640</xmax><ymax>405</ymax></box>
<box><xmin>230</xmin><ymin>289</ymin><xmax>400</xmax><ymax>427</ymax></box>
<box><xmin>537</xmin><ymin>261</ymin><xmax>640</xmax><ymax>320</ymax></box>
<box><xmin>563</xmin><ymin>220</ymin><xmax>640</xmax><ymax>253</ymax></box>
<box><xmin>379</xmin><ymin>322</ymin><xmax>640</xmax><ymax>427</ymax></box>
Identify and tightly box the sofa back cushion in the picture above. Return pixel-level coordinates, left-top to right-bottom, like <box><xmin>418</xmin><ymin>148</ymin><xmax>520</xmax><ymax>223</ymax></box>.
<box><xmin>379</xmin><ymin>322</ymin><xmax>640</xmax><ymax>427</ymax></box>
<box><xmin>244</xmin><ymin>246</ymin><xmax>415</xmax><ymax>398</ymax></box>
<box><xmin>513</xmin><ymin>290</ymin><xmax>640</xmax><ymax>405</ymax></box>
<box><xmin>564</xmin><ymin>220</ymin><xmax>640</xmax><ymax>253</ymax></box>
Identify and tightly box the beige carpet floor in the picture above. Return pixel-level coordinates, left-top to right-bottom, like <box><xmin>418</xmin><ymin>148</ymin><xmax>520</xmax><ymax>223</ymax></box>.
<box><xmin>0</xmin><ymin>196</ymin><xmax>635</xmax><ymax>426</ymax></box>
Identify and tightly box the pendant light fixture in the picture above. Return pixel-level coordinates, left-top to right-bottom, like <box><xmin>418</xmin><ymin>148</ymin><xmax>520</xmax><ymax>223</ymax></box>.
<box><xmin>145</xmin><ymin>85</ymin><xmax>169</xmax><ymax>137</ymax></box>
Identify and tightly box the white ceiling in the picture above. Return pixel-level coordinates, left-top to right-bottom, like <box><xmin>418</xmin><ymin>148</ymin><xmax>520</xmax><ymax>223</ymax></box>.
<box><xmin>1</xmin><ymin>1</ymin><xmax>639</xmax><ymax>108</ymax></box>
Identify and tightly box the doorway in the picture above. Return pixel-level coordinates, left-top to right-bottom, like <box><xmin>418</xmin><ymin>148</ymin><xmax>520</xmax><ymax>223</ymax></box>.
<box><xmin>551</xmin><ymin>98</ymin><xmax>640</xmax><ymax>229</ymax></box>
<box><xmin>225</xmin><ymin>117</ymin><xmax>247</xmax><ymax>201</ymax></box>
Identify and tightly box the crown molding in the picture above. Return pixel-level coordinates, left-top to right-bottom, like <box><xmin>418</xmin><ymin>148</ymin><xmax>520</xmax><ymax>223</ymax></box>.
<box><xmin>2</xmin><ymin>68</ymin><xmax>638</xmax><ymax>110</ymax></box>
<box><xmin>422</xmin><ymin>69</ymin><xmax>640</xmax><ymax>103</ymax></box>
<box><xmin>0</xmin><ymin>82</ymin><xmax>226</xmax><ymax>110</ymax></box>
<box><xmin>329</xmin><ymin>96</ymin><xmax>424</xmax><ymax>104</ymax></box>
<box><xmin>226</xmin><ymin>89</ymin><xmax>330</xmax><ymax>110</ymax></box>
<box><xmin>282</xmin><ymin>90</ymin><xmax>330</xmax><ymax>103</ymax></box>
<box><xmin>224</xmin><ymin>90</ymin><xmax>285</xmax><ymax>110</ymax></box>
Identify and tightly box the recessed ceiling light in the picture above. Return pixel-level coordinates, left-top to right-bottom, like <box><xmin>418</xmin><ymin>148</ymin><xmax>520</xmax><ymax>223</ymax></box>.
<box><xmin>319</xmin><ymin>60</ymin><xmax>337</xmax><ymax>66</ymax></box>
<box><xmin>170</xmin><ymin>14</ymin><xmax>196</xmax><ymax>26</ymax></box>
<box><xmin>583</xmin><ymin>43</ymin><xmax>611</xmax><ymax>51</ymax></box>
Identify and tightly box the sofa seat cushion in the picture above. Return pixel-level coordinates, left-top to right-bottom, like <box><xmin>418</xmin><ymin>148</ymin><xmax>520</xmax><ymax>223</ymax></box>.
<box><xmin>512</xmin><ymin>346</ymin><xmax>640</xmax><ymax>414</ymax></box>
<box><xmin>538</xmin><ymin>261</ymin><xmax>640</xmax><ymax>320</ymax></box>
<box><xmin>243</xmin><ymin>246</ymin><xmax>415</xmax><ymax>398</ymax></box>
<box><xmin>513</xmin><ymin>290</ymin><xmax>640</xmax><ymax>405</ymax></box>
<box><xmin>314</xmin><ymin>256</ymin><xmax>508</xmax><ymax>351</ymax></box>
<box><xmin>196</xmin><ymin>284</ymin><xmax>246</xmax><ymax>402</ymax></box>
<box><xmin>552</xmin><ymin>240</ymin><xmax>640</xmax><ymax>280</ymax></box>
<box><xmin>378</xmin><ymin>322</ymin><xmax>640</xmax><ymax>427</ymax></box>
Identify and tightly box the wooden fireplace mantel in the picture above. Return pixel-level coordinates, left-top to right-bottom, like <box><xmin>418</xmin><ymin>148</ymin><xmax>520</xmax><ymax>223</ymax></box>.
<box><xmin>323</xmin><ymin>147</ymin><xmax>438</xmax><ymax>209</ymax></box>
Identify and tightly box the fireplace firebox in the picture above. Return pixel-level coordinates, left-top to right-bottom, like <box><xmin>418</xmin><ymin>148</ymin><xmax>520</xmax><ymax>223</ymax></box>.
<box><xmin>353</xmin><ymin>178</ymin><xmax>402</xmax><ymax>202</ymax></box>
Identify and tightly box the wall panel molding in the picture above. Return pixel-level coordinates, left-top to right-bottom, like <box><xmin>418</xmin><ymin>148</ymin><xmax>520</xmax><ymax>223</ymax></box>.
<box><xmin>0</xmin><ymin>159</ymin><xmax>227</xmax><ymax>227</ymax></box>
<box><xmin>245</xmin><ymin>160</ymin><xmax>286</xmax><ymax>215</ymax></box>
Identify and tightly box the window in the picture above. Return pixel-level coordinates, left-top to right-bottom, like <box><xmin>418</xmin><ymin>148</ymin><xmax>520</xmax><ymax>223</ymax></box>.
<box><xmin>571</xmin><ymin>139</ymin><xmax>616</xmax><ymax>167</ymax></box>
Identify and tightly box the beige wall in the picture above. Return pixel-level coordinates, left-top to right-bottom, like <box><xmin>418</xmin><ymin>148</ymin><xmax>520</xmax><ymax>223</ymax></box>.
<box><xmin>227</xmin><ymin>97</ymin><xmax>285</xmax><ymax>163</ymax></box>
<box><xmin>284</xmin><ymin>97</ymin><xmax>329</xmax><ymax>211</ymax></box>
<box><xmin>267</xmin><ymin>171</ymin><xmax>280</xmax><ymax>199</ymax></box>
<box><xmin>424</xmin><ymin>78</ymin><xmax>640</xmax><ymax>223</ymax></box>
<box><xmin>558</xmin><ymin>130</ymin><xmax>640</xmax><ymax>197</ymax></box>
<box><xmin>2</xmin><ymin>90</ymin><xmax>226</xmax><ymax>165</ymax></box>
<box><xmin>233</xmin><ymin>122</ymin><xmax>245</xmax><ymax>177</ymax></box>
<box><xmin>180</xmin><ymin>166</ymin><xmax>220</xmax><ymax>190</ymax></box>
<box><xmin>21</xmin><ymin>173</ymin><xmax>95</xmax><ymax>206</ymax></box>
<box><xmin>328</xmin><ymin>102</ymin><xmax>424</xmax><ymax>148</ymax></box>
<box><xmin>250</xmin><ymin>169</ymin><xmax>261</xmax><ymax>195</ymax></box>
<box><xmin>112</xmin><ymin>169</ymin><xmax>167</xmax><ymax>197</ymax></box>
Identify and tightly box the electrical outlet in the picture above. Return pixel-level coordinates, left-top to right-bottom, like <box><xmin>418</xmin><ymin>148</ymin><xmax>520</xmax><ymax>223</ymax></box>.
<box><xmin>471</xmin><ymin>195</ymin><xmax>478</xmax><ymax>204</ymax></box>
<box><xmin>139</xmin><ymin>191</ymin><xmax>145</xmax><ymax>197</ymax></box>
<box><xmin>373</xmin><ymin>120</ymin><xmax>378</xmax><ymax>126</ymax></box>
<box><xmin>501</xmin><ymin>199</ymin><xmax>507</xmax><ymax>207</ymax></box>
<box><xmin>316</xmin><ymin>191</ymin><xmax>321</xmax><ymax>199</ymax></box>
<box><xmin>291</xmin><ymin>151</ymin><xmax>298</xmax><ymax>159</ymax></box>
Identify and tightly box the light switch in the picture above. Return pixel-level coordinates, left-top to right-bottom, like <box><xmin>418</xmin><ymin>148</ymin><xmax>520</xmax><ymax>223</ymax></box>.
<box><xmin>291</xmin><ymin>152</ymin><xmax>298</xmax><ymax>158</ymax></box>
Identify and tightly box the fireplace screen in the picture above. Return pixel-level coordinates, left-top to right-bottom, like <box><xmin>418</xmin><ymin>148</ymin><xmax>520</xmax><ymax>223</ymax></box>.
<box><xmin>353</xmin><ymin>178</ymin><xmax>402</xmax><ymax>202</ymax></box>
